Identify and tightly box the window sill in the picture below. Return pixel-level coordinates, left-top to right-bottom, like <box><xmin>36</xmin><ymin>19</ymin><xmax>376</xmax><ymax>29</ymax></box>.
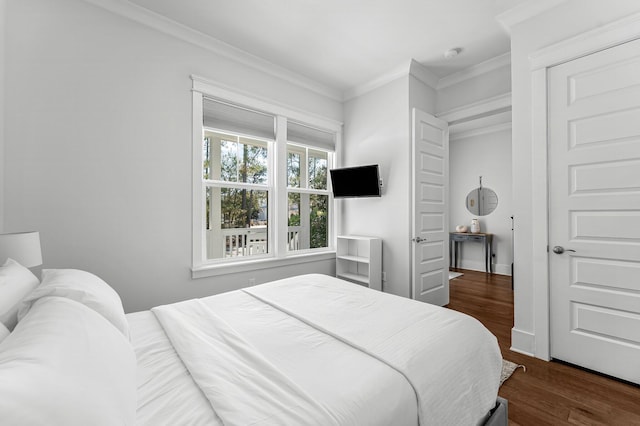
<box><xmin>191</xmin><ymin>251</ymin><xmax>336</xmax><ymax>279</ymax></box>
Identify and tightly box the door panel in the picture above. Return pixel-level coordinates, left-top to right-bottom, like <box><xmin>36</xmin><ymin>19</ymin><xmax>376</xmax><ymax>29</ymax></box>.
<box><xmin>549</xmin><ymin>38</ymin><xmax>640</xmax><ymax>384</ymax></box>
<box><xmin>412</xmin><ymin>109</ymin><xmax>449</xmax><ymax>305</ymax></box>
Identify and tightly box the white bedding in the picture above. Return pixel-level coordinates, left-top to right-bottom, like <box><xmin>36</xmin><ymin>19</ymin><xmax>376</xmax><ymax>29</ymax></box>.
<box><xmin>0</xmin><ymin>296</ymin><xmax>137</xmax><ymax>425</ymax></box>
<box><xmin>128</xmin><ymin>310</ymin><xmax>221</xmax><ymax>426</ymax></box>
<box><xmin>129</xmin><ymin>274</ymin><xmax>501</xmax><ymax>426</ymax></box>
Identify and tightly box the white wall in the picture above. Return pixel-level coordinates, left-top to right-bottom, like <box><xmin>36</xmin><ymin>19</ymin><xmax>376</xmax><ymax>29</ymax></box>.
<box><xmin>342</xmin><ymin>73</ymin><xmax>436</xmax><ymax>297</ymax></box>
<box><xmin>437</xmin><ymin>62</ymin><xmax>511</xmax><ymax>114</ymax></box>
<box><xmin>509</xmin><ymin>0</ymin><xmax>640</xmax><ymax>354</ymax></box>
<box><xmin>342</xmin><ymin>77</ymin><xmax>408</xmax><ymax>296</ymax></box>
<box><xmin>449</xmin><ymin>128</ymin><xmax>512</xmax><ymax>274</ymax></box>
<box><xmin>3</xmin><ymin>0</ymin><xmax>342</xmax><ymax>312</ymax></box>
<box><xmin>0</xmin><ymin>0</ymin><xmax>5</xmax><ymax>232</ymax></box>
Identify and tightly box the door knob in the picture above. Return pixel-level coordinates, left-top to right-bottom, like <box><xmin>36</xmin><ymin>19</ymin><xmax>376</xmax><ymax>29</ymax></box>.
<box><xmin>552</xmin><ymin>246</ymin><xmax>576</xmax><ymax>254</ymax></box>
<box><xmin>412</xmin><ymin>237</ymin><xmax>426</xmax><ymax>243</ymax></box>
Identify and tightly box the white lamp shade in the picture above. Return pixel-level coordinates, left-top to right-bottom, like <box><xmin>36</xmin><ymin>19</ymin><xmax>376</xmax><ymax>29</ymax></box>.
<box><xmin>0</xmin><ymin>232</ymin><xmax>43</xmax><ymax>268</ymax></box>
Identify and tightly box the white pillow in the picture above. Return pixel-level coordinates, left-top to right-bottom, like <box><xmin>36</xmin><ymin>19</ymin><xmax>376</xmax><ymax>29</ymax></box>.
<box><xmin>0</xmin><ymin>323</ymin><xmax>9</xmax><ymax>343</ymax></box>
<box><xmin>0</xmin><ymin>296</ymin><xmax>137</xmax><ymax>425</ymax></box>
<box><xmin>0</xmin><ymin>258</ymin><xmax>40</xmax><ymax>331</ymax></box>
<box><xmin>18</xmin><ymin>268</ymin><xmax>129</xmax><ymax>338</ymax></box>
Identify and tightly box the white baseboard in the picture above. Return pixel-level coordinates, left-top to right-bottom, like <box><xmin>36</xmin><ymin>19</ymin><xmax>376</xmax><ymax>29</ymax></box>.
<box><xmin>510</xmin><ymin>328</ymin><xmax>535</xmax><ymax>356</ymax></box>
<box><xmin>454</xmin><ymin>260</ymin><xmax>512</xmax><ymax>275</ymax></box>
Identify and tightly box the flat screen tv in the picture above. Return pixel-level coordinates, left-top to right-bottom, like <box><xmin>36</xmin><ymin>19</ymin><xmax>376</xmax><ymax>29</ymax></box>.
<box><xmin>329</xmin><ymin>165</ymin><xmax>381</xmax><ymax>198</ymax></box>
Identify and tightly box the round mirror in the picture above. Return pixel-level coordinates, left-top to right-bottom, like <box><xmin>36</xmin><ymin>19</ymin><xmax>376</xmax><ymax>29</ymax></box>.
<box><xmin>466</xmin><ymin>187</ymin><xmax>498</xmax><ymax>216</ymax></box>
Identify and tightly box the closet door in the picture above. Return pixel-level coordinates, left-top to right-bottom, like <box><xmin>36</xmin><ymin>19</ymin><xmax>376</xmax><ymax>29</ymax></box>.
<box><xmin>548</xmin><ymin>38</ymin><xmax>640</xmax><ymax>384</ymax></box>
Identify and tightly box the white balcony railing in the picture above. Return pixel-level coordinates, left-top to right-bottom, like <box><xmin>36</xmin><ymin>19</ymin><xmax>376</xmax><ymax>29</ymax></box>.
<box><xmin>288</xmin><ymin>226</ymin><xmax>301</xmax><ymax>251</ymax></box>
<box><xmin>220</xmin><ymin>227</ymin><xmax>266</xmax><ymax>258</ymax></box>
<box><xmin>208</xmin><ymin>226</ymin><xmax>304</xmax><ymax>258</ymax></box>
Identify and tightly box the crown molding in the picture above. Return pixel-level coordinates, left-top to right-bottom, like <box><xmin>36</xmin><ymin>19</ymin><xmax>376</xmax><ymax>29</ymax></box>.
<box><xmin>450</xmin><ymin>111</ymin><xmax>511</xmax><ymax>141</ymax></box>
<box><xmin>496</xmin><ymin>0</ymin><xmax>569</xmax><ymax>34</ymax></box>
<box><xmin>451</xmin><ymin>122</ymin><xmax>511</xmax><ymax>141</ymax></box>
<box><xmin>409</xmin><ymin>59</ymin><xmax>440</xmax><ymax>90</ymax></box>
<box><xmin>343</xmin><ymin>59</ymin><xmax>439</xmax><ymax>101</ymax></box>
<box><xmin>437</xmin><ymin>52</ymin><xmax>510</xmax><ymax>90</ymax></box>
<box><xmin>437</xmin><ymin>92</ymin><xmax>511</xmax><ymax>124</ymax></box>
<box><xmin>343</xmin><ymin>60</ymin><xmax>411</xmax><ymax>101</ymax></box>
<box><xmin>81</xmin><ymin>0</ymin><xmax>343</xmax><ymax>102</ymax></box>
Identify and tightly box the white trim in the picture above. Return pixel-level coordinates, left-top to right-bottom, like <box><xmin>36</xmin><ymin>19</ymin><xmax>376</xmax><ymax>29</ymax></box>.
<box><xmin>437</xmin><ymin>92</ymin><xmax>511</xmax><ymax>124</ymax></box>
<box><xmin>192</xmin><ymin>80</ymin><xmax>338</xmax><ymax>273</ymax></box>
<box><xmin>192</xmin><ymin>251</ymin><xmax>336</xmax><ymax>279</ymax></box>
<box><xmin>0</xmin><ymin>0</ymin><xmax>5</xmax><ymax>232</ymax></box>
<box><xmin>275</xmin><ymin>116</ymin><xmax>288</xmax><ymax>257</ymax></box>
<box><xmin>496</xmin><ymin>0</ymin><xmax>569</xmax><ymax>34</ymax></box>
<box><xmin>450</xmin><ymin>122</ymin><xmax>511</xmax><ymax>142</ymax></box>
<box><xmin>528</xmin><ymin>12</ymin><xmax>640</xmax><ymax>361</ymax></box>
<box><xmin>531</xmin><ymin>68</ymin><xmax>550</xmax><ymax>360</ymax></box>
<box><xmin>343</xmin><ymin>59</ymin><xmax>439</xmax><ymax>101</ymax></box>
<box><xmin>191</xmin><ymin>91</ymin><xmax>204</xmax><ymax>270</ymax></box>
<box><xmin>81</xmin><ymin>0</ymin><xmax>342</xmax><ymax>101</ymax></box>
<box><xmin>510</xmin><ymin>328</ymin><xmax>536</xmax><ymax>357</ymax></box>
<box><xmin>409</xmin><ymin>59</ymin><xmax>440</xmax><ymax>90</ymax></box>
<box><xmin>344</xmin><ymin>61</ymin><xmax>411</xmax><ymax>102</ymax></box>
<box><xmin>529</xmin><ymin>11</ymin><xmax>640</xmax><ymax>70</ymax></box>
<box><xmin>437</xmin><ymin>53</ymin><xmax>511</xmax><ymax>89</ymax></box>
<box><xmin>454</xmin><ymin>260</ymin><xmax>512</xmax><ymax>276</ymax></box>
<box><xmin>192</xmin><ymin>75</ymin><xmax>342</xmax><ymax>133</ymax></box>
<box><xmin>449</xmin><ymin>110</ymin><xmax>511</xmax><ymax>136</ymax></box>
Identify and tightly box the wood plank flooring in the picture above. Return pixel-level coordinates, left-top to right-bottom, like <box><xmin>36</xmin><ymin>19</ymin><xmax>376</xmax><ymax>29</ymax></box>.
<box><xmin>447</xmin><ymin>269</ymin><xmax>640</xmax><ymax>426</ymax></box>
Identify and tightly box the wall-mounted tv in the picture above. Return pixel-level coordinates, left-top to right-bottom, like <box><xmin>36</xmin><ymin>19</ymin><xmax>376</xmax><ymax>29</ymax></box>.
<box><xmin>329</xmin><ymin>164</ymin><xmax>381</xmax><ymax>198</ymax></box>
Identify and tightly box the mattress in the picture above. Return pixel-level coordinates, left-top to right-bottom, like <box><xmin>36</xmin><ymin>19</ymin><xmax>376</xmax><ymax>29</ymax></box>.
<box><xmin>128</xmin><ymin>274</ymin><xmax>501</xmax><ymax>425</ymax></box>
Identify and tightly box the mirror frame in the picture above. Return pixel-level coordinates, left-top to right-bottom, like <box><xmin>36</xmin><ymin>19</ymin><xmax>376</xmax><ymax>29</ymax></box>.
<box><xmin>465</xmin><ymin>186</ymin><xmax>498</xmax><ymax>216</ymax></box>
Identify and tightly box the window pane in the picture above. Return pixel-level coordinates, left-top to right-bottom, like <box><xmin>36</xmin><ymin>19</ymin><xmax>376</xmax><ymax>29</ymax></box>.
<box><xmin>203</xmin><ymin>137</ymin><xmax>211</xmax><ymax>180</ymax></box>
<box><xmin>288</xmin><ymin>193</ymin><xmax>300</xmax><ymax>226</ymax></box>
<box><xmin>237</xmin><ymin>137</ymin><xmax>268</xmax><ymax>184</ymax></box>
<box><xmin>205</xmin><ymin>187</ymin><xmax>269</xmax><ymax>259</ymax></box>
<box><xmin>287</xmin><ymin>193</ymin><xmax>301</xmax><ymax>250</ymax></box>
<box><xmin>309</xmin><ymin>194</ymin><xmax>329</xmax><ymax>248</ymax></box>
<box><xmin>287</xmin><ymin>192</ymin><xmax>328</xmax><ymax>251</ymax></box>
<box><xmin>308</xmin><ymin>149</ymin><xmax>328</xmax><ymax>190</ymax></box>
<box><xmin>287</xmin><ymin>152</ymin><xmax>301</xmax><ymax>188</ymax></box>
<box><xmin>204</xmin><ymin>131</ymin><xmax>268</xmax><ymax>184</ymax></box>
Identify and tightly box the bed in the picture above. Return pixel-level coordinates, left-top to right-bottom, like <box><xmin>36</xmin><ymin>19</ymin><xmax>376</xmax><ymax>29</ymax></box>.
<box><xmin>0</xmin><ymin>262</ymin><xmax>507</xmax><ymax>425</ymax></box>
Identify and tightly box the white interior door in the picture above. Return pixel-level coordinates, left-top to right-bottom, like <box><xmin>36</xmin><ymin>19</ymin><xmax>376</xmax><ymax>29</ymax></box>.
<box><xmin>411</xmin><ymin>108</ymin><xmax>449</xmax><ymax>305</ymax></box>
<box><xmin>548</xmin><ymin>38</ymin><xmax>640</xmax><ymax>384</ymax></box>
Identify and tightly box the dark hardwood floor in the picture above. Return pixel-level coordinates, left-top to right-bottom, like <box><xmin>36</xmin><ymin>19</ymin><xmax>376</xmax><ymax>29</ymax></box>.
<box><xmin>447</xmin><ymin>269</ymin><xmax>640</xmax><ymax>426</ymax></box>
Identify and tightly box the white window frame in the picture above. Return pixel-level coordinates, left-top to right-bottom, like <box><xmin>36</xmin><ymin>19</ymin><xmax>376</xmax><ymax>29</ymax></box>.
<box><xmin>203</xmin><ymin>131</ymin><xmax>273</xmax><ymax>262</ymax></box>
<box><xmin>191</xmin><ymin>75</ymin><xmax>342</xmax><ymax>278</ymax></box>
<box><xmin>286</xmin><ymin>143</ymin><xmax>334</xmax><ymax>253</ymax></box>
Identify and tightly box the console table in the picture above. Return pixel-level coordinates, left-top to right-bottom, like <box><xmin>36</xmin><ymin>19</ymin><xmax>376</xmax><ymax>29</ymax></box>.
<box><xmin>449</xmin><ymin>232</ymin><xmax>493</xmax><ymax>273</ymax></box>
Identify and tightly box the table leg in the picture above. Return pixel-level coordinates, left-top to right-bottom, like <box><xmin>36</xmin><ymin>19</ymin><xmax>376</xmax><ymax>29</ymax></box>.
<box><xmin>449</xmin><ymin>239</ymin><xmax>453</xmax><ymax>268</ymax></box>
<box><xmin>489</xmin><ymin>238</ymin><xmax>493</xmax><ymax>273</ymax></box>
<box><xmin>483</xmin><ymin>239</ymin><xmax>487</xmax><ymax>273</ymax></box>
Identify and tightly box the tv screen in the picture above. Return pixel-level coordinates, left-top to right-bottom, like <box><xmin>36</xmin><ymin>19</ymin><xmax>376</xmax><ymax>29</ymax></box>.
<box><xmin>330</xmin><ymin>165</ymin><xmax>381</xmax><ymax>198</ymax></box>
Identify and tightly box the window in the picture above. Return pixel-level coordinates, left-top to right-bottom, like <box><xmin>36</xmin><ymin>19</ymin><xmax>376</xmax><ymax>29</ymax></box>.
<box><xmin>286</xmin><ymin>144</ymin><xmax>330</xmax><ymax>252</ymax></box>
<box><xmin>203</xmin><ymin>131</ymin><xmax>271</xmax><ymax>260</ymax></box>
<box><xmin>192</xmin><ymin>82</ymin><xmax>340</xmax><ymax>273</ymax></box>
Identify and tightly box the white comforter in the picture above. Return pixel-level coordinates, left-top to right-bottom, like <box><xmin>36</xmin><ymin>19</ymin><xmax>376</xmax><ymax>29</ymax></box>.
<box><xmin>133</xmin><ymin>274</ymin><xmax>501</xmax><ymax>426</ymax></box>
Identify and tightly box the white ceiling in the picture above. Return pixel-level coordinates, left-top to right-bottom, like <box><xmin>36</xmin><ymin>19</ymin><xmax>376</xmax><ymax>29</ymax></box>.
<box><xmin>126</xmin><ymin>0</ymin><xmax>528</xmax><ymax>92</ymax></box>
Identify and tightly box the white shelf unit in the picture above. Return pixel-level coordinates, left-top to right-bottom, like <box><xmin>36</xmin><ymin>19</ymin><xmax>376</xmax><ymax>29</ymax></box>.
<box><xmin>336</xmin><ymin>236</ymin><xmax>382</xmax><ymax>290</ymax></box>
